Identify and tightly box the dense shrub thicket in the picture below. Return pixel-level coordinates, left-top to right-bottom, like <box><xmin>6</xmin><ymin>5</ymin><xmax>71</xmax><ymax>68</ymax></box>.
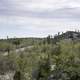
<box><xmin>0</xmin><ymin>35</ymin><xmax>80</xmax><ymax>80</ymax></box>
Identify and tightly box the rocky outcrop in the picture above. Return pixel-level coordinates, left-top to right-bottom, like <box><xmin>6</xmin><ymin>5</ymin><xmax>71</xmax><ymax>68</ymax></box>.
<box><xmin>0</xmin><ymin>72</ymin><xmax>14</xmax><ymax>80</ymax></box>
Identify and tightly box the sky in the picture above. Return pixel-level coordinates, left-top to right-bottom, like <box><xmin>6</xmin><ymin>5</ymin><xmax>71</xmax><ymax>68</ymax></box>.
<box><xmin>0</xmin><ymin>0</ymin><xmax>80</xmax><ymax>38</ymax></box>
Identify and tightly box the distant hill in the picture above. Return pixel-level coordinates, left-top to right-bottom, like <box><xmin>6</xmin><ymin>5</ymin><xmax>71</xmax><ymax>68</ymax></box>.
<box><xmin>54</xmin><ymin>31</ymin><xmax>80</xmax><ymax>42</ymax></box>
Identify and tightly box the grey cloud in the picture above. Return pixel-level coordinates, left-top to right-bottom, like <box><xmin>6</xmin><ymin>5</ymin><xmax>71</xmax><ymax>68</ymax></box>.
<box><xmin>0</xmin><ymin>0</ymin><xmax>80</xmax><ymax>21</ymax></box>
<box><xmin>1</xmin><ymin>7</ymin><xmax>80</xmax><ymax>21</ymax></box>
<box><xmin>0</xmin><ymin>1</ymin><xmax>80</xmax><ymax>21</ymax></box>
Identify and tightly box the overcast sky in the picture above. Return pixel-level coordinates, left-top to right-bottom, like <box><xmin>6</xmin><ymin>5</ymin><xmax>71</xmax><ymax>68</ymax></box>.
<box><xmin>0</xmin><ymin>0</ymin><xmax>80</xmax><ymax>38</ymax></box>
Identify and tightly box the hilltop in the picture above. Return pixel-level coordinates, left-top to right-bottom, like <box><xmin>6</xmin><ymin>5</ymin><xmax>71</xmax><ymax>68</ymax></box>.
<box><xmin>53</xmin><ymin>31</ymin><xmax>80</xmax><ymax>41</ymax></box>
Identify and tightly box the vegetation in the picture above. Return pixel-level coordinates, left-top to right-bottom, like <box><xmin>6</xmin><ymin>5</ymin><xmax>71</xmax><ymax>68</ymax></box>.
<box><xmin>0</xmin><ymin>31</ymin><xmax>80</xmax><ymax>80</ymax></box>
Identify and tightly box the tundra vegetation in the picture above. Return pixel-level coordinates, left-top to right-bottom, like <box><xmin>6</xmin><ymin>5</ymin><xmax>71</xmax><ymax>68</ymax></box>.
<box><xmin>0</xmin><ymin>31</ymin><xmax>80</xmax><ymax>80</ymax></box>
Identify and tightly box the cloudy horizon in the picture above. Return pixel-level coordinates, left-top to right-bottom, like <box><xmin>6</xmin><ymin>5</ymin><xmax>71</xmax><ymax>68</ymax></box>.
<box><xmin>0</xmin><ymin>0</ymin><xmax>80</xmax><ymax>38</ymax></box>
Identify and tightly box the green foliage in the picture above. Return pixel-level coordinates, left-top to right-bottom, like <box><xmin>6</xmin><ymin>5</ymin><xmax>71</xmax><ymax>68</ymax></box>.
<box><xmin>32</xmin><ymin>57</ymin><xmax>51</xmax><ymax>80</ymax></box>
<box><xmin>0</xmin><ymin>37</ymin><xmax>80</xmax><ymax>80</ymax></box>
